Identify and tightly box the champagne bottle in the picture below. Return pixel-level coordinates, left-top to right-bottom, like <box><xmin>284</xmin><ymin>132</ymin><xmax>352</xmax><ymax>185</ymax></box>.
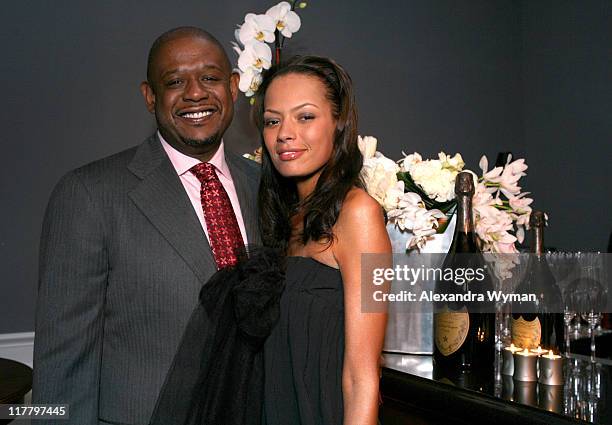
<box><xmin>511</xmin><ymin>211</ymin><xmax>564</xmax><ymax>352</ymax></box>
<box><xmin>433</xmin><ymin>172</ymin><xmax>495</xmax><ymax>374</ymax></box>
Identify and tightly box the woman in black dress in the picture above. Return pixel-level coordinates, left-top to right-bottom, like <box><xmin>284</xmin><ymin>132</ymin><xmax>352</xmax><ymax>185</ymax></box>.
<box><xmin>150</xmin><ymin>55</ymin><xmax>390</xmax><ymax>425</ymax></box>
<box><xmin>254</xmin><ymin>55</ymin><xmax>391</xmax><ymax>425</ymax></box>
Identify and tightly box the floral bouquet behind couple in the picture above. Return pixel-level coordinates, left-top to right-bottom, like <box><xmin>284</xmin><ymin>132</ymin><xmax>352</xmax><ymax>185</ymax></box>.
<box><xmin>358</xmin><ymin>135</ymin><xmax>534</xmax><ymax>258</ymax></box>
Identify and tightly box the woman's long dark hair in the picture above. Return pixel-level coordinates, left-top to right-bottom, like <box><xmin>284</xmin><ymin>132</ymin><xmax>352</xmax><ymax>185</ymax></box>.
<box><xmin>253</xmin><ymin>56</ymin><xmax>364</xmax><ymax>252</ymax></box>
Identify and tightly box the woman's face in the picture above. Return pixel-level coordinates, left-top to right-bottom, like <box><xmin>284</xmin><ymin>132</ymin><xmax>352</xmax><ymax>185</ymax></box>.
<box><xmin>262</xmin><ymin>73</ymin><xmax>337</xmax><ymax>181</ymax></box>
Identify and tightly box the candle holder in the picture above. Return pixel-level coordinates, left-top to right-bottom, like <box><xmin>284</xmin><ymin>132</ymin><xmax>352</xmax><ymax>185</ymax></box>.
<box><xmin>502</xmin><ymin>344</ymin><xmax>521</xmax><ymax>376</ymax></box>
<box><xmin>513</xmin><ymin>349</ymin><xmax>538</xmax><ymax>382</ymax></box>
<box><xmin>530</xmin><ymin>346</ymin><xmax>546</xmax><ymax>375</ymax></box>
<box><xmin>538</xmin><ymin>351</ymin><xmax>564</xmax><ymax>386</ymax></box>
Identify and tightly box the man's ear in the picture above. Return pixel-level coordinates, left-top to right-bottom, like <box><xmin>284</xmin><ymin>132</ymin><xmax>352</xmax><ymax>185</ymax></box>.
<box><xmin>230</xmin><ymin>72</ymin><xmax>240</xmax><ymax>102</ymax></box>
<box><xmin>140</xmin><ymin>81</ymin><xmax>156</xmax><ymax>113</ymax></box>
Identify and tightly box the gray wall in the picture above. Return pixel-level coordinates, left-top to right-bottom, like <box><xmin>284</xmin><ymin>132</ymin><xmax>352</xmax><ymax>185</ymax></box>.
<box><xmin>1</xmin><ymin>1</ymin><xmax>610</xmax><ymax>333</ymax></box>
<box><xmin>521</xmin><ymin>0</ymin><xmax>612</xmax><ymax>253</ymax></box>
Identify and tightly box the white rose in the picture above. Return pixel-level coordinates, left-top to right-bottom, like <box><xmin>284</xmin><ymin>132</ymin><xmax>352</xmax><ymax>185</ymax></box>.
<box><xmin>438</xmin><ymin>152</ymin><xmax>465</xmax><ymax>172</ymax></box>
<box><xmin>399</xmin><ymin>152</ymin><xmax>422</xmax><ymax>173</ymax></box>
<box><xmin>357</xmin><ymin>135</ymin><xmax>378</xmax><ymax>159</ymax></box>
<box><xmin>361</xmin><ymin>152</ymin><xmax>402</xmax><ymax>210</ymax></box>
<box><xmin>361</xmin><ymin>161</ymin><xmax>399</xmax><ymax>210</ymax></box>
<box><xmin>410</xmin><ymin>160</ymin><xmax>456</xmax><ymax>202</ymax></box>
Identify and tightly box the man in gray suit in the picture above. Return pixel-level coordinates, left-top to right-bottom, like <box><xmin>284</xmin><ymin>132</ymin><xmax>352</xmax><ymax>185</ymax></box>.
<box><xmin>32</xmin><ymin>27</ymin><xmax>259</xmax><ymax>424</ymax></box>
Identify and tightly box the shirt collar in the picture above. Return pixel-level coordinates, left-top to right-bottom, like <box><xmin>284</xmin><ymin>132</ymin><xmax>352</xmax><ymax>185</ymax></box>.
<box><xmin>158</xmin><ymin>131</ymin><xmax>231</xmax><ymax>179</ymax></box>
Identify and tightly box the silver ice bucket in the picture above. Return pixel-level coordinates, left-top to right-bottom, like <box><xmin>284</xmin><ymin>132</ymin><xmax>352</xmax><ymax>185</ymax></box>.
<box><xmin>383</xmin><ymin>215</ymin><xmax>455</xmax><ymax>354</ymax></box>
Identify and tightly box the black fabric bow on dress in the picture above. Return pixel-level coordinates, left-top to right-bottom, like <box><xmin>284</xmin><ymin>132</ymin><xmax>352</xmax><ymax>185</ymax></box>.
<box><xmin>149</xmin><ymin>247</ymin><xmax>286</xmax><ymax>425</ymax></box>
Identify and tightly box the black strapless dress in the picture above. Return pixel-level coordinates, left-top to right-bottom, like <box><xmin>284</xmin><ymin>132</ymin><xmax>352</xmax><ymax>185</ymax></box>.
<box><xmin>263</xmin><ymin>256</ymin><xmax>345</xmax><ymax>425</ymax></box>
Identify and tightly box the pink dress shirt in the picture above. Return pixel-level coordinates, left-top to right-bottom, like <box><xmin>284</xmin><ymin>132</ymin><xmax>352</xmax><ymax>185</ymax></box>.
<box><xmin>159</xmin><ymin>132</ymin><xmax>248</xmax><ymax>245</ymax></box>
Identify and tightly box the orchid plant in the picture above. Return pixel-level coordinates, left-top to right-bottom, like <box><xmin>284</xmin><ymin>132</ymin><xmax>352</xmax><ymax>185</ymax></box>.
<box><xmin>232</xmin><ymin>1</ymin><xmax>306</xmax><ymax>98</ymax></box>
<box><xmin>358</xmin><ymin>136</ymin><xmax>535</xmax><ymax>256</ymax></box>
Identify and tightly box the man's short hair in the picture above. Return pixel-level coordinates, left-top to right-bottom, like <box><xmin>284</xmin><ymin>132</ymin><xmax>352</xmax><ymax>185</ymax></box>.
<box><xmin>146</xmin><ymin>26</ymin><xmax>231</xmax><ymax>84</ymax></box>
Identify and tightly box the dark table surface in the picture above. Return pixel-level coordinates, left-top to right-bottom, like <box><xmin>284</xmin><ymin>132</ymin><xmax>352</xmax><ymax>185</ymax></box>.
<box><xmin>381</xmin><ymin>350</ymin><xmax>611</xmax><ymax>425</ymax></box>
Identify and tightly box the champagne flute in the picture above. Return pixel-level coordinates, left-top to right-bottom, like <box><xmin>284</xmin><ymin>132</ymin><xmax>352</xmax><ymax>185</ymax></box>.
<box><xmin>563</xmin><ymin>305</ymin><xmax>575</xmax><ymax>356</ymax></box>
<box><xmin>582</xmin><ymin>256</ymin><xmax>604</xmax><ymax>361</ymax></box>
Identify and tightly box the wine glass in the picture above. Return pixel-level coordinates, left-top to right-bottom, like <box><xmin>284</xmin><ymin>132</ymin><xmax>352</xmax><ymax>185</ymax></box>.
<box><xmin>580</xmin><ymin>255</ymin><xmax>605</xmax><ymax>361</ymax></box>
<box><xmin>554</xmin><ymin>251</ymin><xmax>583</xmax><ymax>347</ymax></box>
<box><xmin>563</xmin><ymin>305</ymin><xmax>575</xmax><ymax>356</ymax></box>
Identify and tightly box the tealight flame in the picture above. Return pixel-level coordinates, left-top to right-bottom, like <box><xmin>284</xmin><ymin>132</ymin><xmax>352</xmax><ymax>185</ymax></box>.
<box><xmin>506</xmin><ymin>343</ymin><xmax>521</xmax><ymax>353</ymax></box>
<box><xmin>542</xmin><ymin>349</ymin><xmax>561</xmax><ymax>359</ymax></box>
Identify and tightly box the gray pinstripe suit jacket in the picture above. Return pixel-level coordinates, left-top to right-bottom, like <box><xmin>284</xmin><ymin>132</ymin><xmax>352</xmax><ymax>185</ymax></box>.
<box><xmin>32</xmin><ymin>134</ymin><xmax>260</xmax><ymax>425</ymax></box>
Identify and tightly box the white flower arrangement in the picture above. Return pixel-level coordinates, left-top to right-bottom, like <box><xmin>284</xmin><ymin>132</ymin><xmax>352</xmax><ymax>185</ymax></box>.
<box><xmin>359</xmin><ymin>136</ymin><xmax>403</xmax><ymax>211</ymax></box>
<box><xmin>399</xmin><ymin>152</ymin><xmax>465</xmax><ymax>203</ymax></box>
<box><xmin>358</xmin><ymin>136</ymin><xmax>535</xmax><ymax>256</ymax></box>
<box><xmin>473</xmin><ymin>154</ymin><xmax>532</xmax><ymax>254</ymax></box>
<box><xmin>232</xmin><ymin>1</ymin><xmax>305</xmax><ymax>99</ymax></box>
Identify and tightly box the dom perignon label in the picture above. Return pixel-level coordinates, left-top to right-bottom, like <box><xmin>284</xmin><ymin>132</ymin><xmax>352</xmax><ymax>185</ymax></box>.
<box><xmin>434</xmin><ymin>307</ymin><xmax>470</xmax><ymax>356</ymax></box>
<box><xmin>511</xmin><ymin>316</ymin><xmax>541</xmax><ymax>349</ymax></box>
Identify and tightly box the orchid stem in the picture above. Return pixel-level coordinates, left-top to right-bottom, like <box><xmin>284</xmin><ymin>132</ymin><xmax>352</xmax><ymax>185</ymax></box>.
<box><xmin>275</xmin><ymin>30</ymin><xmax>282</xmax><ymax>64</ymax></box>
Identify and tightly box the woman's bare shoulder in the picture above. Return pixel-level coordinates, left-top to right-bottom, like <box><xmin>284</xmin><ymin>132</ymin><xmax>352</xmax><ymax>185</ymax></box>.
<box><xmin>337</xmin><ymin>187</ymin><xmax>385</xmax><ymax>226</ymax></box>
<box><xmin>333</xmin><ymin>187</ymin><xmax>391</xmax><ymax>271</ymax></box>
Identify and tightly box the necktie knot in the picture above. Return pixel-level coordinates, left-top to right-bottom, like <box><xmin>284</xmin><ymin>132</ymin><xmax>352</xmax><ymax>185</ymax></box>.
<box><xmin>190</xmin><ymin>163</ymin><xmax>217</xmax><ymax>183</ymax></box>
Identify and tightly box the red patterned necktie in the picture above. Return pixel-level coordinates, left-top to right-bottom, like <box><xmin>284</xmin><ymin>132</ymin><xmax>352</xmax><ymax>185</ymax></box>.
<box><xmin>190</xmin><ymin>163</ymin><xmax>244</xmax><ymax>269</ymax></box>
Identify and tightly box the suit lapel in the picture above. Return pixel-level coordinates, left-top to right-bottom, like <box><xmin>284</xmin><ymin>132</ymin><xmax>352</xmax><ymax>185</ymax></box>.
<box><xmin>226</xmin><ymin>152</ymin><xmax>260</xmax><ymax>246</ymax></box>
<box><xmin>127</xmin><ymin>136</ymin><xmax>217</xmax><ymax>285</ymax></box>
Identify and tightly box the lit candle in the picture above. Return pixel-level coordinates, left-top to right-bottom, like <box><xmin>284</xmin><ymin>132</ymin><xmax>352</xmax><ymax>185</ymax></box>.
<box><xmin>530</xmin><ymin>346</ymin><xmax>547</xmax><ymax>356</ymax></box>
<box><xmin>502</xmin><ymin>343</ymin><xmax>522</xmax><ymax>376</ymax></box>
<box><xmin>538</xmin><ymin>350</ymin><xmax>563</xmax><ymax>386</ymax></box>
<box><xmin>530</xmin><ymin>346</ymin><xmax>546</xmax><ymax>376</ymax></box>
<box><xmin>513</xmin><ymin>348</ymin><xmax>538</xmax><ymax>382</ymax></box>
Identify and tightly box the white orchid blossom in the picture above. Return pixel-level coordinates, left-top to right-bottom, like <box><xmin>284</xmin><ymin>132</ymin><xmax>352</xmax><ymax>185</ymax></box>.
<box><xmin>238</xmin><ymin>67</ymin><xmax>263</xmax><ymax>97</ymax></box>
<box><xmin>497</xmin><ymin>159</ymin><xmax>528</xmax><ymax>198</ymax></box>
<box><xmin>237</xmin><ymin>41</ymin><xmax>272</xmax><ymax>73</ymax></box>
<box><xmin>387</xmin><ymin>192</ymin><xmax>445</xmax><ymax>249</ymax></box>
<box><xmin>266</xmin><ymin>1</ymin><xmax>302</xmax><ymax>37</ymax></box>
<box><xmin>232</xmin><ymin>1</ymin><xmax>305</xmax><ymax>96</ymax></box>
<box><xmin>472</xmin><ymin>155</ymin><xmax>534</xmax><ymax>256</ymax></box>
<box><xmin>238</xmin><ymin>13</ymin><xmax>276</xmax><ymax>45</ymax></box>
<box><xmin>479</xmin><ymin>155</ymin><xmax>528</xmax><ymax>198</ymax></box>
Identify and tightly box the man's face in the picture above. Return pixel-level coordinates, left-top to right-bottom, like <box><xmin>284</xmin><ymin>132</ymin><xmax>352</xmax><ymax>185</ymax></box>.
<box><xmin>141</xmin><ymin>36</ymin><xmax>239</xmax><ymax>159</ymax></box>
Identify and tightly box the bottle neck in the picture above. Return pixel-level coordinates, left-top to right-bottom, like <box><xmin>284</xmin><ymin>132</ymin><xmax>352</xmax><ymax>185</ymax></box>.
<box><xmin>456</xmin><ymin>195</ymin><xmax>474</xmax><ymax>234</ymax></box>
<box><xmin>532</xmin><ymin>226</ymin><xmax>544</xmax><ymax>256</ymax></box>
